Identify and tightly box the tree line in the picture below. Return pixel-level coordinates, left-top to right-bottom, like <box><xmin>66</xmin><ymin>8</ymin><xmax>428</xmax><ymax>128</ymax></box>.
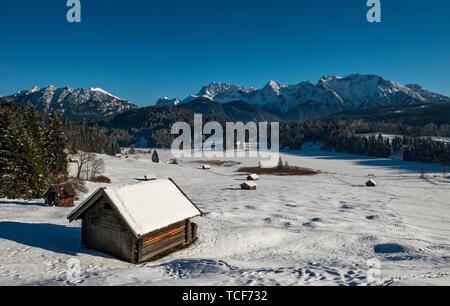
<box><xmin>64</xmin><ymin>119</ymin><xmax>128</xmax><ymax>156</ymax></box>
<box><xmin>280</xmin><ymin>120</ymin><xmax>450</xmax><ymax>164</ymax></box>
<box><xmin>0</xmin><ymin>104</ymin><xmax>67</xmax><ymax>199</ymax></box>
<box><xmin>0</xmin><ymin>104</ymin><xmax>127</xmax><ymax>199</ymax></box>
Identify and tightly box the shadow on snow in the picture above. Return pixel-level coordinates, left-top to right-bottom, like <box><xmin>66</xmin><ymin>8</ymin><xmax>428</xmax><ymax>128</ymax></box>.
<box><xmin>0</xmin><ymin>221</ymin><xmax>110</xmax><ymax>259</ymax></box>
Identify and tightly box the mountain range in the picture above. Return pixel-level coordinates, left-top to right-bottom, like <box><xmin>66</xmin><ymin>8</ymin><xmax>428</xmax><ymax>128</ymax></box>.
<box><xmin>167</xmin><ymin>74</ymin><xmax>450</xmax><ymax>121</ymax></box>
<box><xmin>0</xmin><ymin>85</ymin><xmax>138</xmax><ymax>122</ymax></box>
<box><xmin>2</xmin><ymin>74</ymin><xmax>450</xmax><ymax>123</ymax></box>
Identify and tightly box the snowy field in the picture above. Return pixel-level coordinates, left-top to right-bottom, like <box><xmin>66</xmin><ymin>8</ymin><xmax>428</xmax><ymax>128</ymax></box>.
<box><xmin>1</xmin><ymin>148</ymin><xmax>449</xmax><ymax>286</ymax></box>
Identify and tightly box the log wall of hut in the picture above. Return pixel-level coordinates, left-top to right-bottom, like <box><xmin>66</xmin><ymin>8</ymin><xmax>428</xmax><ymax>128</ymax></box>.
<box><xmin>56</xmin><ymin>196</ymin><xmax>75</xmax><ymax>207</ymax></box>
<box><xmin>138</xmin><ymin>221</ymin><xmax>189</xmax><ymax>262</ymax></box>
<box><xmin>82</xmin><ymin>197</ymin><xmax>137</xmax><ymax>262</ymax></box>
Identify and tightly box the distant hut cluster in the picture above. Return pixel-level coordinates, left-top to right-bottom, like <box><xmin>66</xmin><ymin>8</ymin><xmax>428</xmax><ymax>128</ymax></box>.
<box><xmin>43</xmin><ymin>183</ymin><xmax>76</xmax><ymax>207</ymax></box>
<box><xmin>67</xmin><ymin>179</ymin><xmax>202</xmax><ymax>263</ymax></box>
<box><xmin>240</xmin><ymin>173</ymin><xmax>259</xmax><ymax>190</ymax></box>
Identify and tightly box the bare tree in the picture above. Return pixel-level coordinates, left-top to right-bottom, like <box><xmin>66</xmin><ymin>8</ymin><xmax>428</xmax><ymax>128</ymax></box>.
<box><xmin>90</xmin><ymin>157</ymin><xmax>105</xmax><ymax>180</ymax></box>
<box><xmin>73</xmin><ymin>150</ymin><xmax>94</xmax><ymax>179</ymax></box>
<box><xmin>72</xmin><ymin>149</ymin><xmax>101</xmax><ymax>181</ymax></box>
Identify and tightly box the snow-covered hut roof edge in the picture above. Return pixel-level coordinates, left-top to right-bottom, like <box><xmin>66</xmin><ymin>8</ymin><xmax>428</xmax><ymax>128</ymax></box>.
<box><xmin>67</xmin><ymin>179</ymin><xmax>202</xmax><ymax>237</ymax></box>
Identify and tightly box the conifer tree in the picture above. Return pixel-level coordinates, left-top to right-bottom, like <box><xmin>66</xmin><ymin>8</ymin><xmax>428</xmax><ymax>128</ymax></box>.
<box><xmin>24</xmin><ymin>104</ymin><xmax>46</xmax><ymax>192</ymax></box>
<box><xmin>42</xmin><ymin>110</ymin><xmax>68</xmax><ymax>178</ymax></box>
<box><xmin>0</xmin><ymin>111</ymin><xmax>34</xmax><ymax>198</ymax></box>
<box><xmin>152</xmin><ymin>150</ymin><xmax>160</xmax><ymax>163</ymax></box>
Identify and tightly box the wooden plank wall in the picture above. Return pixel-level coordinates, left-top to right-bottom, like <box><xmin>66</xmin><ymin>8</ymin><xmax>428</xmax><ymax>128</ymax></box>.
<box><xmin>139</xmin><ymin>221</ymin><xmax>187</xmax><ymax>262</ymax></box>
<box><xmin>56</xmin><ymin>197</ymin><xmax>74</xmax><ymax>207</ymax></box>
<box><xmin>83</xmin><ymin>196</ymin><xmax>136</xmax><ymax>262</ymax></box>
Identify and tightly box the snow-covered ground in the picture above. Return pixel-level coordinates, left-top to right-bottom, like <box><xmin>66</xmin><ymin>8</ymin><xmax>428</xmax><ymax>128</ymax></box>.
<box><xmin>1</xmin><ymin>149</ymin><xmax>449</xmax><ymax>286</ymax></box>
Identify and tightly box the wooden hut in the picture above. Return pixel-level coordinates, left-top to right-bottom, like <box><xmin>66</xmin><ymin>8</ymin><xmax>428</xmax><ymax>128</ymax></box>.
<box><xmin>247</xmin><ymin>174</ymin><xmax>260</xmax><ymax>181</ymax></box>
<box><xmin>366</xmin><ymin>179</ymin><xmax>377</xmax><ymax>187</ymax></box>
<box><xmin>43</xmin><ymin>183</ymin><xmax>76</xmax><ymax>207</ymax></box>
<box><xmin>241</xmin><ymin>182</ymin><xmax>257</xmax><ymax>190</ymax></box>
<box><xmin>67</xmin><ymin>179</ymin><xmax>202</xmax><ymax>264</ymax></box>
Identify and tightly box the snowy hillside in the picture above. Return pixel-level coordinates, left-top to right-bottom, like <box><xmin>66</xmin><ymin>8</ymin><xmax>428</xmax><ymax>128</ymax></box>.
<box><xmin>0</xmin><ymin>150</ymin><xmax>449</xmax><ymax>286</ymax></box>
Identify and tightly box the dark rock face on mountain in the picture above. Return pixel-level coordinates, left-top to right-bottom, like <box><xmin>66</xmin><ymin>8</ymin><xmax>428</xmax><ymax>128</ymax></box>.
<box><xmin>179</xmin><ymin>97</ymin><xmax>281</xmax><ymax>122</ymax></box>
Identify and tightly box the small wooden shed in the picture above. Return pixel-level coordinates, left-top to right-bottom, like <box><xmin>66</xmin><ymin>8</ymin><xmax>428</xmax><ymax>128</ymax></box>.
<box><xmin>43</xmin><ymin>183</ymin><xmax>76</xmax><ymax>207</ymax></box>
<box><xmin>67</xmin><ymin>179</ymin><xmax>202</xmax><ymax>263</ymax></box>
<box><xmin>366</xmin><ymin>179</ymin><xmax>377</xmax><ymax>187</ymax></box>
<box><xmin>247</xmin><ymin>174</ymin><xmax>260</xmax><ymax>181</ymax></box>
<box><xmin>241</xmin><ymin>182</ymin><xmax>257</xmax><ymax>190</ymax></box>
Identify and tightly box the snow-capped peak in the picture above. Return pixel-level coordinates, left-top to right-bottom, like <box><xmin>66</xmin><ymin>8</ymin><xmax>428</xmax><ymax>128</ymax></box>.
<box><xmin>5</xmin><ymin>85</ymin><xmax>138</xmax><ymax>122</ymax></box>
<box><xmin>89</xmin><ymin>87</ymin><xmax>121</xmax><ymax>100</ymax></box>
<box><xmin>193</xmin><ymin>82</ymin><xmax>256</xmax><ymax>103</ymax></box>
<box><xmin>29</xmin><ymin>85</ymin><xmax>41</xmax><ymax>93</ymax></box>
<box><xmin>264</xmin><ymin>80</ymin><xmax>283</xmax><ymax>92</ymax></box>
<box><xmin>319</xmin><ymin>75</ymin><xmax>342</xmax><ymax>83</ymax></box>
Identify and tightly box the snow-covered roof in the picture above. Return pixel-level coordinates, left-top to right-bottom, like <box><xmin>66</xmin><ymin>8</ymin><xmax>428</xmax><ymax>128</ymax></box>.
<box><xmin>68</xmin><ymin>179</ymin><xmax>202</xmax><ymax>237</ymax></box>
<box><xmin>247</xmin><ymin>174</ymin><xmax>260</xmax><ymax>181</ymax></box>
<box><xmin>241</xmin><ymin>182</ymin><xmax>258</xmax><ymax>188</ymax></box>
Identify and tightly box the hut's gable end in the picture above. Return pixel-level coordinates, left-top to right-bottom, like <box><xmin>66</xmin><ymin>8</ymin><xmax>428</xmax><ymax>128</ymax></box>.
<box><xmin>83</xmin><ymin>196</ymin><xmax>130</xmax><ymax>233</ymax></box>
<box><xmin>82</xmin><ymin>195</ymin><xmax>138</xmax><ymax>262</ymax></box>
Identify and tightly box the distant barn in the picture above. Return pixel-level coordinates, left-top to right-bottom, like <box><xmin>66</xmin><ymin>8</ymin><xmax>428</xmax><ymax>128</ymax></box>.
<box><xmin>43</xmin><ymin>183</ymin><xmax>76</xmax><ymax>207</ymax></box>
<box><xmin>241</xmin><ymin>182</ymin><xmax>257</xmax><ymax>190</ymax></box>
<box><xmin>247</xmin><ymin>174</ymin><xmax>260</xmax><ymax>181</ymax></box>
<box><xmin>67</xmin><ymin>179</ymin><xmax>202</xmax><ymax>263</ymax></box>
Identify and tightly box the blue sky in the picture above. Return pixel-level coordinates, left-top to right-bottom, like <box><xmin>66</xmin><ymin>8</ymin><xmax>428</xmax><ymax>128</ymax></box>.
<box><xmin>1</xmin><ymin>0</ymin><xmax>449</xmax><ymax>105</ymax></box>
